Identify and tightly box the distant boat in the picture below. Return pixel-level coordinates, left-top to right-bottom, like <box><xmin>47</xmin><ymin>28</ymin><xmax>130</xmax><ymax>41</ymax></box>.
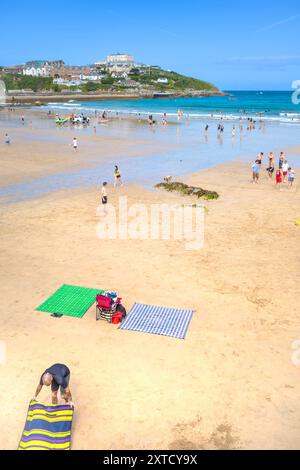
<box><xmin>228</xmin><ymin>97</ymin><xmax>237</xmax><ymax>101</ymax></box>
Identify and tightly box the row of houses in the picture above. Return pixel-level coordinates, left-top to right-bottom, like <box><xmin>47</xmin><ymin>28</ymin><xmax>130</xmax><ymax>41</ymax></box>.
<box><xmin>1</xmin><ymin>54</ymin><xmax>169</xmax><ymax>87</ymax></box>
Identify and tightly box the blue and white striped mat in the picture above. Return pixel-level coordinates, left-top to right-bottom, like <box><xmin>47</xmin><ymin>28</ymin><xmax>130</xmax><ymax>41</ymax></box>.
<box><xmin>119</xmin><ymin>303</ymin><xmax>194</xmax><ymax>339</ymax></box>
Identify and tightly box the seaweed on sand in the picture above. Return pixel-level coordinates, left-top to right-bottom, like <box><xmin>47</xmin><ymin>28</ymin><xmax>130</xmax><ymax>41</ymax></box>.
<box><xmin>155</xmin><ymin>182</ymin><xmax>219</xmax><ymax>200</ymax></box>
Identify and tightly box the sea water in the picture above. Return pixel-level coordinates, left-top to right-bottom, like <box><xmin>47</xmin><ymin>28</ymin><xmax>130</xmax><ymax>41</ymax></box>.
<box><xmin>0</xmin><ymin>91</ymin><xmax>299</xmax><ymax>202</ymax></box>
<box><xmin>46</xmin><ymin>90</ymin><xmax>300</xmax><ymax>123</ymax></box>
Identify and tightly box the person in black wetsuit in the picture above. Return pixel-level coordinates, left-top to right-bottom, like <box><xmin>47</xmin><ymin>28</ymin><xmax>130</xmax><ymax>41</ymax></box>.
<box><xmin>33</xmin><ymin>363</ymin><xmax>73</xmax><ymax>405</ymax></box>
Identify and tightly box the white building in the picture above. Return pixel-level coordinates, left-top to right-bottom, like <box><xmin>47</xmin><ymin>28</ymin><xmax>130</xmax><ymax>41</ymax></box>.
<box><xmin>23</xmin><ymin>62</ymin><xmax>51</xmax><ymax>77</ymax></box>
<box><xmin>96</xmin><ymin>53</ymin><xmax>135</xmax><ymax>74</ymax></box>
<box><xmin>53</xmin><ymin>78</ymin><xmax>83</xmax><ymax>87</ymax></box>
<box><xmin>79</xmin><ymin>74</ymin><xmax>103</xmax><ymax>81</ymax></box>
<box><xmin>106</xmin><ymin>53</ymin><xmax>134</xmax><ymax>65</ymax></box>
<box><xmin>111</xmin><ymin>71</ymin><xmax>128</xmax><ymax>79</ymax></box>
<box><xmin>156</xmin><ymin>78</ymin><xmax>168</xmax><ymax>84</ymax></box>
<box><xmin>23</xmin><ymin>60</ymin><xmax>64</xmax><ymax>77</ymax></box>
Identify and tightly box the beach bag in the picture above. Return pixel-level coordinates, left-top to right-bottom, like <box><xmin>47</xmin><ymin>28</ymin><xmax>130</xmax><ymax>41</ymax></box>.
<box><xmin>96</xmin><ymin>294</ymin><xmax>113</xmax><ymax>310</ymax></box>
<box><xmin>116</xmin><ymin>304</ymin><xmax>127</xmax><ymax>318</ymax></box>
<box><xmin>111</xmin><ymin>311</ymin><xmax>123</xmax><ymax>324</ymax></box>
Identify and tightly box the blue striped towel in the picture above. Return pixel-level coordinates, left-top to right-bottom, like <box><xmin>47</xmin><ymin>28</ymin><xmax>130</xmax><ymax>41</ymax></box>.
<box><xmin>119</xmin><ymin>303</ymin><xmax>194</xmax><ymax>339</ymax></box>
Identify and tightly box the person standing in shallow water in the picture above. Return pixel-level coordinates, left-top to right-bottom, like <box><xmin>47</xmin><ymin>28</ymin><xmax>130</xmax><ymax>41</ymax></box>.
<box><xmin>73</xmin><ymin>137</ymin><xmax>78</xmax><ymax>150</ymax></box>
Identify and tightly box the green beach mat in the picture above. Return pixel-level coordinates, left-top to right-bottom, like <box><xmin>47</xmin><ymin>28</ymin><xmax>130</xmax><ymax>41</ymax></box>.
<box><xmin>36</xmin><ymin>284</ymin><xmax>104</xmax><ymax>318</ymax></box>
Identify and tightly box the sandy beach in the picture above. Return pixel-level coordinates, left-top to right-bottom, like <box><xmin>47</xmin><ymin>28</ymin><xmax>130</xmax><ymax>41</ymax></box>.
<box><xmin>0</xmin><ymin>112</ymin><xmax>300</xmax><ymax>450</ymax></box>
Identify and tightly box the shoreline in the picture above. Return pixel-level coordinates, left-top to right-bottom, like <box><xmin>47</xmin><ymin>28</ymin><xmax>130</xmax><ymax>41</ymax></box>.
<box><xmin>4</xmin><ymin>89</ymin><xmax>226</xmax><ymax>105</ymax></box>
<box><xmin>0</xmin><ymin>108</ymin><xmax>299</xmax><ymax>203</ymax></box>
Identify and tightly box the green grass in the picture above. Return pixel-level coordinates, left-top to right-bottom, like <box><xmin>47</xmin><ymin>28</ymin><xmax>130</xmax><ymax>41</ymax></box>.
<box><xmin>1</xmin><ymin>73</ymin><xmax>57</xmax><ymax>92</ymax></box>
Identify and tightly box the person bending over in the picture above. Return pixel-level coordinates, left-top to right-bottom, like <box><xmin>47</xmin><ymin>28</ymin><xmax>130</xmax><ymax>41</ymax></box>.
<box><xmin>33</xmin><ymin>363</ymin><xmax>73</xmax><ymax>406</ymax></box>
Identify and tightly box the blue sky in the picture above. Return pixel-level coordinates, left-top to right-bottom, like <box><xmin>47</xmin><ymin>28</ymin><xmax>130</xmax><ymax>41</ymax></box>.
<box><xmin>1</xmin><ymin>0</ymin><xmax>299</xmax><ymax>90</ymax></box>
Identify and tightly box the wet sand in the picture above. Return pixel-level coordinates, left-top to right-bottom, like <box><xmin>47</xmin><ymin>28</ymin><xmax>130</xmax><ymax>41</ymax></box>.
<box><xmin>0</xmin><ymin>119</ymin><xmax>174</xmax><ymax>187</ymax></box>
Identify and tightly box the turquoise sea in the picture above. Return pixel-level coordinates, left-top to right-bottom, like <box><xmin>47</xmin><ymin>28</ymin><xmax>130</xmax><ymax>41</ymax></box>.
<box><xmin>46</xmin><ymin>90</ymin><xmax>300</xmax><ymax>123</ymax></box>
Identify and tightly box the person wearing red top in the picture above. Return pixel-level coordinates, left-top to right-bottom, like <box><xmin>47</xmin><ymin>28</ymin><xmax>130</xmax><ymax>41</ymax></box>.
<box><xmin>276</xmin><ymin>168</ymin><xmax>282</xmax><ymax>189</ymax></box>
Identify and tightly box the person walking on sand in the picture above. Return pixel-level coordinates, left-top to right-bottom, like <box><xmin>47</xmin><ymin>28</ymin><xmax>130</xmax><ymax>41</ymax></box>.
<box><xmin>287</xmin><ymin>167</ymin><xmax>295</xmax><ymax>189</ymax></box>
<box><xmin>101</xmin><ymin>182</ymin><xmax>108</xmax><ymax>214</ymax></box>
<box><xmin>276</xmin><ymin>168</ymin><xmax>282</xmax><ymax>189</ymax></box>
<box><xmin>73</xmin><ymin>137</ymin><xmax>78</xmax><ymax>150</ymax></box>
<box><xmin>114</xmin><ymin>165</ymin><xmax>123</xmax><ymax>187</ymax></box>
<box><xmin>33</xmin><ymin>363</ymin><xmax>73</xmax><ymax>406</ymax></box>
<box><xmin>252</xmin><ymin>160</ymin><xmax>260</xmax><ymax>184</ymax></box>
<box><xmin>4</xmin><ymin>133</ymin><xmax>10</xmax><ymax>144</ymax></box>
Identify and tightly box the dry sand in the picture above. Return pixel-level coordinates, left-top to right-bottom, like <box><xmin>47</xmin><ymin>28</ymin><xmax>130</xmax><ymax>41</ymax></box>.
<box><xmin>0</xmin><ymin>122</ymin><xmax>300</xmax><ymax>450</ymax></box>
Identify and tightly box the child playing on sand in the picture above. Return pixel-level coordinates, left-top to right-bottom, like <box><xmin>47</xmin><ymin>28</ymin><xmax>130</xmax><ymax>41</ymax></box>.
<box><xmin>276</xmin><ymin>168</ymin><xmax>282</xmax><ymax>189</ymax></box>
<box><xmin>252</xmin><ymin>160</ymin><xmax>260</xmax><ymax>183</ymax></box>
<box><xmin>4</xmin><ymin>133</ymin><xmax>10</xmax><ymax>144</ymax></box>
<box><xmin>101</xmin><ymin>182</ymin><xmax>108</xmax><ymax>214</ymax></box>
<box><xmin>287</xmin><ymin>167</ymin><xmax>295</xmax><ymax>189</ymax></box>
<box><xmin>164</xmin><ymin>176</ymin><xmax>172</xmax><ymax>183</ymax></box>
<box><xmin>114</xmin><ymin>165</ymin><xmax>123</xmax><ymax>187</ymax></box>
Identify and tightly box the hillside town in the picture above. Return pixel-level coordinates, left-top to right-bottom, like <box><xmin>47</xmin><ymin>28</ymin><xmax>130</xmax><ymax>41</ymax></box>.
<box><xmin>1</xmin><ymin>54</ymin><xmax>170</xmax><ymax>88</ymax></box>
<box><xmin>0</xmin><ymin>53</ymin><xmax>221</xmax><ymax>99</ymax></box>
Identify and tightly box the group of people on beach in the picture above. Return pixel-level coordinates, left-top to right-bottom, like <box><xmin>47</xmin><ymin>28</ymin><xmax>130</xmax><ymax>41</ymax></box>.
<box><xmin>251</xmin><ymin>151</ymin><xmax>295</xmax><ymax>189</ymax></box>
